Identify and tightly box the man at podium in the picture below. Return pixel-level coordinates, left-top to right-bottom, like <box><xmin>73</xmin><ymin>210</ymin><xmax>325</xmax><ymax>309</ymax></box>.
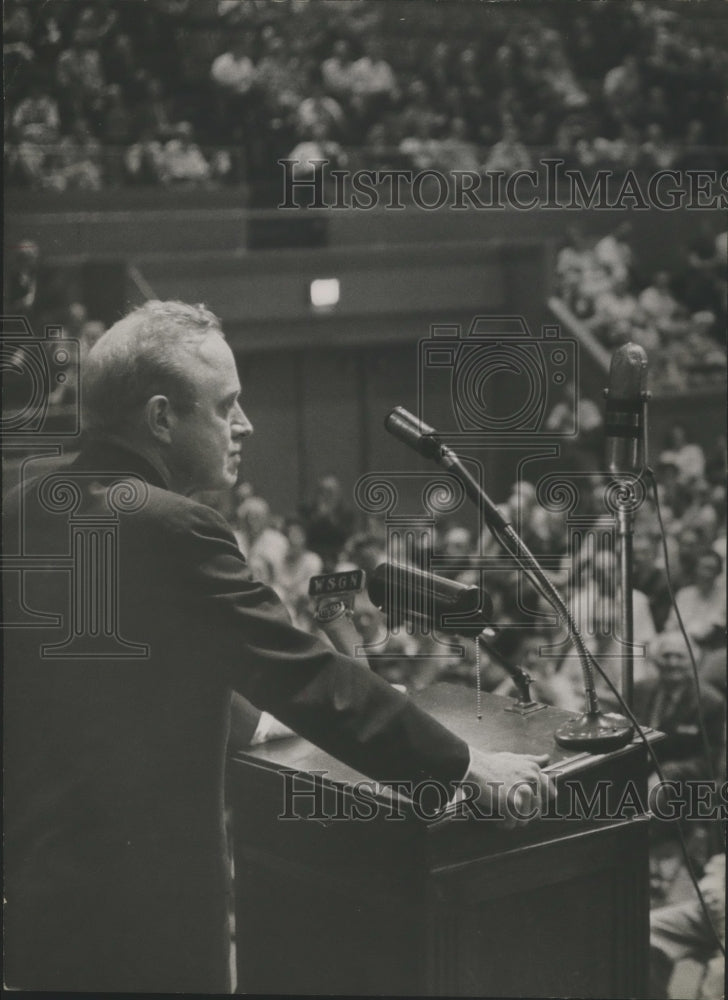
<box><xmin>4</xmin><ymin>300</ymin><xmax>554</xmax><ymax>993</ymax></box>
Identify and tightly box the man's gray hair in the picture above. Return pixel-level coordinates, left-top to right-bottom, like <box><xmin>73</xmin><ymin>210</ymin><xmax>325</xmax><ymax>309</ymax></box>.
<box><xmin>82</xmin><ymin>300</ymin><xmax>225</xmax><ymax>434</ymax></box>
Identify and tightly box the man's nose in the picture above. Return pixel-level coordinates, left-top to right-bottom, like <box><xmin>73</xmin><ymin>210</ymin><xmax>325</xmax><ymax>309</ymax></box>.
<box><xmin>231</xmin><ymin>405</ymin><xmax>253</xmax><ymax>438</ymax></box>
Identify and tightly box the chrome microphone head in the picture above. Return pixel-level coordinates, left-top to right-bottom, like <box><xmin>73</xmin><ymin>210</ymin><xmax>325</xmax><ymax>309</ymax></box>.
<box><xmin>384</xmin><ymin>407</ymin><xmax>444</xmax><ymax>461</ymax></box>
<box><xmin>604</xmin><ymin>342</ymin><xmax>648</xmax><ymax>477</ymax></box>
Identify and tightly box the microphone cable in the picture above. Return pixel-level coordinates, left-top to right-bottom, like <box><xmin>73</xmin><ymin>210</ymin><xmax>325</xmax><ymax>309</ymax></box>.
<box><xmin>645</xmin><ymin>465</ymin><xmax>719</xmax><ymax>784</ymax></box>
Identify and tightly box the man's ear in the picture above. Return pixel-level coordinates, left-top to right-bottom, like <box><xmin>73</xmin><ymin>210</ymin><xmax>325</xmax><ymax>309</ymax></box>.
<box><xmin>145</xmin><ymin>395</ymin><xmax>175</xmax><ymax>443</ymax></box>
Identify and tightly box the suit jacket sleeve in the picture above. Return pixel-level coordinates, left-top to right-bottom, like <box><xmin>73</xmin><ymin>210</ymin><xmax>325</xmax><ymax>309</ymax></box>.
<box><xmin>173</xmin><ymin>502</ymin><xmax>470</xmax><ymax>789</ymax></box>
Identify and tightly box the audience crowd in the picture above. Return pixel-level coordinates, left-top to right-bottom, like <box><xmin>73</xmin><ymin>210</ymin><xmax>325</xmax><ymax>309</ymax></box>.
<box><xmin>5</xmin><ymin>0</ymin><xmax>727</xmax><ymax>193</ymax></box>
<box><xmin>555</xmin><ymin>221</ymin><xmax>727</xmax><ymax>395</ymax></box>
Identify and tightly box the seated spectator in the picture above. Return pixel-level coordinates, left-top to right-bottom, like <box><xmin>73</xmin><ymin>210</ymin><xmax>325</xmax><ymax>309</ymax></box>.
<box><xmin>295</xmin><ymin>74</ymin><xmax>345</xmax><ymax>140</ymax></box>
<box><xmin>602</xmin><ymin>54</ymin><xmax>641</xmax><ymax>121</ymax></box>
<box><xmin>286</xmin><ymin>121</ymin><xmax>346</xmax><ymax>180</ymax></box>
<box><xmin>396</xmin><ymin>79</ymin><xmax>445</xmax><ymax>147</ymax></box>
<box><xmin>233</xmin><ymin>495</ymin><xmax>288</xmax><ymax>585</ymax></box>
<box><xmin>3</xmin><ymin>4</ymin><xmax>35</xmax><ymax>99</ymax></box>
<box><xmin>541</xmin><ymin>43</ymin><xmax>588</xmax><ymax>112</ymax></box>
<box><xmin>674</xmin><ymin>119</ymin><xmax>721</xmax><ymax>172</ymax></box>
<box><xmin>337</xmin><ymin>533</ymin><xmax>386</xmax><ymax>580</ymax></box>
<box><xmin>432</xmin><ymin>629</ymin><xmax>506</xmax><ymax>692</ymax></box>
<box><xmin>100</xmin><ymin>84</ymin><xmax>133</xmax><ymax>184</ymax></box>
<box><xmin>12</xmin><ymin>83</ymin><xmax>60</xmax><ymax>144</ymax></box>
<box><xmin>439</xmin><ymin>524</ymin><xmax>478</xmax><ymax>586</ymax></box>
<box><xmin>124</xmin><ymin>127</ymin><xmax>167</xmax><ymax>185</ymax></box>
<box><xmin>593</xmin><ymin>221</ymin><xmax>633</xmax><ymax>283</ymax></box>
<box><xmin>352</xmin><ymin>605</ymin><xmax>418</xmax><ymax>687</ymax></box>
<box><xmin>545</xmin><ymin>380</ymin><xmax>604</xmax><ymax>469</ymax></box>
<box><xmin>435</xmin><ymin>117</ymin><xmax>480</xmax><ymax>172</ymax></box>
<box><xmin>56</xmin><ymin>118</ymin><xmax>104</xmax><ymax>191</ymax></box>
<box><xmin>558</xmin><ymin>547</ymin><xmax>657</xmax><ymax>710</ymax></box>
<box><xmin>321</xmin><ymin>38</ymin><xmax>355</xmax><ymax>103</ymax></box>
<box><xmin>453</xmin><ymin>46</ymin><xmax>486</xmax><ymax>129</ymax></box>
<box><xmin>210</xmin><ymin>35</ymin><xmax>255</xmax><ymax>96</ymax></box>
<box><xmin>399</xmin><ymin>119</ymin><xmax>441</xmax><ymax>172</ymax></box>
<box><xmin>362</xmin><ymin>121</ymin><xmax>401</xmax><ymax>171</ymax></box>
<box><xmin>103</xmin><ymin>32</ymin><xmax>143</xmax><ymax>95</ymax></box>
<box><xmin>589</xmin><ymin>277</ymin><xmax>639</xmax><ymax>342</ymax></box>
<box><xmin>659</xmin><ymin>426</ymin><xmax>706</xmax><ymax>485</ymax></box>
<box><xmin>255</xmin><ymin>32</ymin><xmax>302</xmax><ymax>122</ymax></box>
<box><xmin>679</xmin><ymin>479</ymin><xmax>720</xmax><ymax>545</ymax></box>
<box><xmin>668</xmin><ymin>524</ymin><xmax>709</xmax><ymax>592</ymax></box>
<box><xmin>273</xmin><ymin>517</ymin><xmax>323</xmax><ymax>613</ymax></box>
<box><xmin>161</xmin><ymin>121</ymin><xmax>211</xmax><ymax>186</ymax></box>
<box><xmin>502</xmin><ymin>480</ymin><xmax>555</xmax><ymax>556</ymax></box>
<box><xmin>102</xmin><ymin>84</ymin><xmax>133</xmax><ymax>146</ymax></box>
<box><xmin>679</xmin><ymin>222</ymin><xmax>725</xmax><ymax>315</ymax></box>
<box><xmin>609</xmin><ymin>123</ymin><xmax>643</xmax><ymax>171</ymax></box>
<box><xmin>74</xmin><ymin>3</ymin><xmax>119</xmax><ymax>47</ymax></box>
<box><xmin>350</xmin><ymin>37</ymin><xmax>399</xmax><ymax>123</ymax></box>
<box><xmin>650</xmin><ymin>853</ymin><xmax>725</xmax><ymax>1000</ymax></box>
<box><xmin>665</xmin><ymin>550</ymin><xmax>726</xmax><ymax>651</ymax></box>
<box><xmin>4</xmin><ymin>240</ymin><xmax>40</xmax><ymax>314</ymax></box>
<box><xmin>301</xmin><ymin>475</ymin><xmax>355</xmax><ymax>571</ymax></box>
<box><xmin>637</xmin><ymin>84</ymin><xmax>670</xmax><ymax>133</ymax></box>
<box><xmin>634</xmin><ymin>630</ymin><xmax>724</xmax><ymax>781</ymax></box>
<box><xmin>482</xmin><ymin>119</ymin><xmax>532</xmax><ymax>173</ymax></box>
<box><xmin>683</xmin><ymin>311</ymin><xmax>727</xmax><ymax>373</ymax></box>
<box><xmin>136</xmin><ymin>77</ymin><xmax>176</xmax><ymax>139</ymax></box>
<box><xmin>632</xmin><ymin>533</ymin><xmax>672</xmax><ymax>633</ymax></box>
<box><xmin>56</xmin><ymin>28</ymin><xmax>107</xmax><ymax>119</ymax></box>
<box><xmin>638</xmin><ymin>271</ymin><xmax>680</xmax><ymax>333</ymax></box>
<box><xmin>639</xmin><ymin>122</ymin><xmax>677</xmax><ymax>171</ymax></box>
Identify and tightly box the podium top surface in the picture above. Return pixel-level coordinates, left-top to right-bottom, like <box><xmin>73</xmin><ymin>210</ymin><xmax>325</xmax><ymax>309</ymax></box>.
<box><xmin>232</xmin><ymin>684</ymin><xmax>654</xmax><ymax>787</ymax></box>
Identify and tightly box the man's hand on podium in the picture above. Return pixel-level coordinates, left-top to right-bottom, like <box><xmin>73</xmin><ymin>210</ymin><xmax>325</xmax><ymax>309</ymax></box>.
<box><xmin>462</xmin><ymin>748</ymin><xmax>556</xmax><ymax>829</ymax></box>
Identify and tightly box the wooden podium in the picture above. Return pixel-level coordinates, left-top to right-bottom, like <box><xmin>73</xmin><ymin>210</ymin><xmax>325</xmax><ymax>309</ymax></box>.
<box><xmin>228</xmin><ymin>684</ymin><xmax>654</xmax><ymax>997</ymax></box>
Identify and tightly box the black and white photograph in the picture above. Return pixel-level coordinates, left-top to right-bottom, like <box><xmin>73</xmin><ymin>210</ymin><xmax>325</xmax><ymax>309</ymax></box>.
<box><xmin>3</xmin><ymin>1</ymin><xmax>726</xmax><ymax>996</ymax></box>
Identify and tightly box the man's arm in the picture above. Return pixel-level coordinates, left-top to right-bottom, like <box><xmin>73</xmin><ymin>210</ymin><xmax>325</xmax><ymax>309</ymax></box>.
<box><xmin>180</xmin><ymin>503</ymin><xmax>555</xmax><ymax>815</ymax></box>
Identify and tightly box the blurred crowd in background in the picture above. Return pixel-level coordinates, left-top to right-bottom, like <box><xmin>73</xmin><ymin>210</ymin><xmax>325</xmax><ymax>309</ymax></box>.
<box><xmin>5</xmin><ymin>0</ymin><xmax>727</xmax><ymax>193</ymax></box>
<box><xmin>554</xmin><ymin>220</ymin><xmax>727</xmax><ymax>394</ymax></box>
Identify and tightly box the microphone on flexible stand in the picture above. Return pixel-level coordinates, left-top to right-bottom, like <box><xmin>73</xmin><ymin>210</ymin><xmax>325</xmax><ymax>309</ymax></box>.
<box><xmin>384</xmin><ymin>406</ymin><xmax>635</xmax><ymax>753</ymax></box>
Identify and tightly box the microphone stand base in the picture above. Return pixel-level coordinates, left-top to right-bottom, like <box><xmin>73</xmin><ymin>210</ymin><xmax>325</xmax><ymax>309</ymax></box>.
<box><xmin>554</xmin><ymin>711</ymin><xmax>634</xmax><ymax>753</ymax></box>
<box><xmin>505</xmin><ymin>700</ymin><xmax>548</xmax><ymax>716</ymax></box>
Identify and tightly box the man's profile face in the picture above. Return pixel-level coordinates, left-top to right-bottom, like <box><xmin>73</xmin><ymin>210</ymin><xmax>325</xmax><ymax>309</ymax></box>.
<box><xmin>168</xmin><ymin>336</ymin><xmax>252</xmax><ymax>494</ymax></box>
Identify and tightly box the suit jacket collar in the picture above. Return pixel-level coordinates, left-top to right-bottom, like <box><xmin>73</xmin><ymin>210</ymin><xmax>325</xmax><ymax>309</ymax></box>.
<box><xmin>73</xmin><ymin>434</ymin><xmax>172</xmax><ymax>491</ymax></box>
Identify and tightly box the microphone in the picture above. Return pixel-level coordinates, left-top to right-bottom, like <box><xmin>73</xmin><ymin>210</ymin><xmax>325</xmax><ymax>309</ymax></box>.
<box><xmin>384</xmin><ymin>407</ymin><xmax>444</xmax><ymax>461</ymax></box>
<box><xmin>385</xmin><ymin>406</ymin><xmax>510</xmax><ymax>534</ymax></box>
<box><xmin>604</xmin><ymin>343</ymin><xmax>648</xmax><ymax>476</ymax></box>
<box><xmin>367</xmin><ymin>562</ymin><xmax>490</xmax><ymax>636</ymax></box>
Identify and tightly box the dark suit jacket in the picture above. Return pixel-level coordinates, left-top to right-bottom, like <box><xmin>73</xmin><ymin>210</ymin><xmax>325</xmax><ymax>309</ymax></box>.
<box><xmin>632</xmin><ymin>676</ymin><xmax>725</xmax><ymax>779</ymax></box>
<box><xmin>3</xmin><ymin>437</ymin><xmax>469</xmax><ymax>992</ymax></box>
